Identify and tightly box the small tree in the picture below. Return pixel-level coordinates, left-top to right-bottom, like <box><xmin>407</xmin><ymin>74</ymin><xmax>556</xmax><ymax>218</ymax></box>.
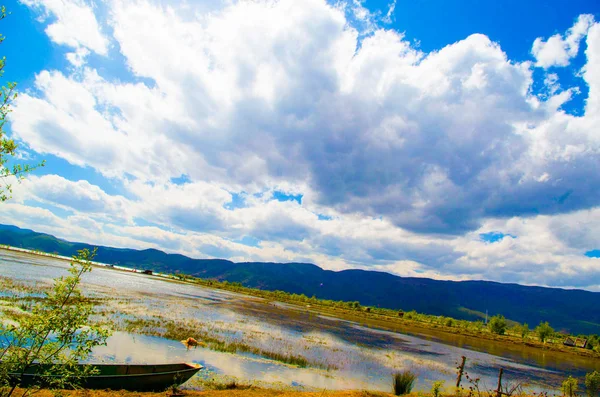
<box><xmin>489</xmin><ymin>315</ymin><xmax>507</xmax><ymax>335</ymax></box>
<box><xmin>536</xmin><ymin>321</ymin><xmax>554</xmax><ymax>343</ymax></box>
<box><xmin>586</xmin><ymin>371</ymin><xmax>600</xmax><ymax>397</ymax></box>
<box><xmin>0</xmin><ymin>248</ymin><xmax>111</xmax><ymax>397</ymax></box>
<box><xmin>561</xmin><ymin>376</ymin><xmax>578</xmax><ymax>397</ymax></box>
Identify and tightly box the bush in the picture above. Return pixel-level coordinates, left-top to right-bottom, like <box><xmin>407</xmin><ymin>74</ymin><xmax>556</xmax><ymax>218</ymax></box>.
<box><xmin>489</xmin><ymin>315</ymin><xmax>507</xmax><ymax>335</ymax></box>
<box><xmin>392</xmin><ymin>370</ymin><xmax>417</xmax><ymax>395</ymax></box>
<box><xmin>432</xmin><ymin>380</ymin><xmax>445</xmax><ymax>397</ymax></box>
<box><xmin>561</xmin><ymin>376</ymin><xmax>579</xmax><ymax>397</ymax></box>
<box><xmin>473</xmin><ymin>320</ymin><xmax>484</xmax><ymax>332</ymax></box>
<box><xmin>586</xmin><ymin>371</ymin><xmax>600</xmax><ymax>397</ymax></box>
<box><xmin>536</xmin><ymin>321</ymin><xmax>554</xmax><ymax>343</ymax></box>
<box><xmin>0</xmin><ymin>249</ymin><xmax>111</xmax><ymax>397</ymax></box>
<box><xmin>520</xmin><ymin>323</ymin><xmax>530</xmax><ymax>339</ymax></box>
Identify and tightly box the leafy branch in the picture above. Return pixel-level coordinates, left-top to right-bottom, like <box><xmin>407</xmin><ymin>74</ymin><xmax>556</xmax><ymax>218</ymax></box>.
<box><xmin>0</xmin><ymin>248</ymin><xmax>112</xmax><ymax>397</ymax></box>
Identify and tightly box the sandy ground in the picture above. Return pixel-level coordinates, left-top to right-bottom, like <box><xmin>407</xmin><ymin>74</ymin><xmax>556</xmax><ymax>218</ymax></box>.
<box><xmin>12</xmin><ymin>389</ymin><xmax>394</xmax><ymax>397</ymax></box>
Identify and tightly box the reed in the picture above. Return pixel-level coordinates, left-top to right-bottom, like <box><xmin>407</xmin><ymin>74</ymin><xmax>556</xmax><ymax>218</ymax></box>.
<box><xmin>392</xmin><ymin>370</ymin><xmax>416</xmax><ymax>395</ymax></box>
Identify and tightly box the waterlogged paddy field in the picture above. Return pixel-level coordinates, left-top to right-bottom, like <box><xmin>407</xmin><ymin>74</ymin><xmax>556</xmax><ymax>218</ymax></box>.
<box><xmin>1</xmin><ymin>250</ymin><xmax>599</xmax><ymax>393</ymax></box>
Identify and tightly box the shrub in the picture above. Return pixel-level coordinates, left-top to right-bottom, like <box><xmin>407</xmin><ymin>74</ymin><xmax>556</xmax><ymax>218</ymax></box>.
<box><xmin>561</xmin><ymin>376</ymin><xmax>579</xmax><ymax>397</ymax></box>
<box><xmin>586</xmin><ymin>371</ymin><xmax>600</xmax><ymax>397</ymax></box>
<box><xmin>0</xmin><ymin>249</ymin><xmax>111</xmax><ymax>397</ymax></box>
<box><xmin>445</xmin><ymin>318</ymin><xmax>454</xmax><ymax>327</ymax></box>
<box><xmin>489</xmin><ymin>315</ymin><xmax>507</xmax><ymax>335</ymax></box>
<box><xmin>536</xmin><ymin>321</ymin><xmax>554</xmax><ymax>343</ymax></box>
<box><xmin>432</xmin><ymin>380</ymin><xmax>445</xmax><ymax>397</ymax></box>
<box><xmin>473</xmin><ymin>320</ymin><xmax>484</xmax><ymax>332</ymax></box>
<box><xmin>392</xmin><ymin>370</ymin><xmax>417</xmax><ymax>395</ymax></box>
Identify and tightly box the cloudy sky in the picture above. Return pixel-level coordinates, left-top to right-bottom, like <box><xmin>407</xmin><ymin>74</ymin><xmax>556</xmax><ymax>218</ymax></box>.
<box><xmin>2</xmin><ymin>0</ymin><xmax>600</xmax><ymax>290</ymax></box>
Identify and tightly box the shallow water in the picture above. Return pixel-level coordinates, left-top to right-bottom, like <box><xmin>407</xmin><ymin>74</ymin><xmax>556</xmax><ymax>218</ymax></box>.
<box><xmin>1</xmin><ymin>249</ymin><xmax>598</xmax><ymax>393</ymax></box>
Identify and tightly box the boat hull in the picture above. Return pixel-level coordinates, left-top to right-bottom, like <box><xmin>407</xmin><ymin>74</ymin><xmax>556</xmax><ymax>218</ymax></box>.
<box><xmin>12</xmin><ymin>363</ymin><xmax>202</xmax><ymax>391</ymax></box>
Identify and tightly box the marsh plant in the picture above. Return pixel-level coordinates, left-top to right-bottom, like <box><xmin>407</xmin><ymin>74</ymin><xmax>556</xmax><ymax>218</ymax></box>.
<box><xmin>586</xmin><ymin>371</ymin><xmax>600</xmax><ymax>397</ymax></box>
<box><xmin>392</xmin><ymin>370</ymin><xmax>416</xmax><ymax>395</ymax></box>
<box><xmin>431</xmin><ymin>380</ymin><xmax>445</xmax><ymax>397</ymax></box>
<box><xmin>0</xmin><ymin>249</ymin><xmax>112</xmax><ymax>397</ymax></box>
<box><xmin>536</xmin><ymin>322</ymin><xmax>554</xmax><ymax>343</ymax></box>
<box><xmin>488</xmin><ymin>315</ymin><xmax>507</xmax><ymax>335</ymax></box>
<box><xmin>561</xmin><ymin>376</ymin><xmax>579</xmax><ymax>397</ymax></box>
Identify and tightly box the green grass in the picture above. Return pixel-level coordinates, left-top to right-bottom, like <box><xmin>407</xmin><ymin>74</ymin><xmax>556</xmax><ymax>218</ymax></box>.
<box><xmin>392</xmin><ymin>371</ymin><xmax>416</xmax><ymax>395</ymax></box>
<box><xmin>122</xmin><ymin>318</ymin><xmax>327</xmax><ymax>369</ymax></box>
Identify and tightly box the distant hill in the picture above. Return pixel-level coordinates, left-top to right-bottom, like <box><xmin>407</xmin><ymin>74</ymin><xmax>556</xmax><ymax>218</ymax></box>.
<box><xmin>2</xmin><ymin>224</ymin><xmax>599</xmax><ymax>335</ymax></box>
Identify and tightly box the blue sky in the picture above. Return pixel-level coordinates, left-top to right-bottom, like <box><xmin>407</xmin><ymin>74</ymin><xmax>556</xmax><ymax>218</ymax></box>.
<box><xmin>1</xmin><ymin>0</ymin><xmax>600</xmax><ymax>291</ymax></box>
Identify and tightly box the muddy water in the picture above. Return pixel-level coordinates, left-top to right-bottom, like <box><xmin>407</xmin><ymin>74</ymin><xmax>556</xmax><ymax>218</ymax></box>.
<box><xmin>1</xmin><ymin>250</ymin><xmax>598</xmax><ymax>393</ymax></box>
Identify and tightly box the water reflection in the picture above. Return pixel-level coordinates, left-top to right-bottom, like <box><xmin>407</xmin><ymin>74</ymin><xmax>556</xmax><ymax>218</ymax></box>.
<box><xmin>2</xmin><ymin>250</ymin><xmax>598</xmax><ymax>392</ymax></box>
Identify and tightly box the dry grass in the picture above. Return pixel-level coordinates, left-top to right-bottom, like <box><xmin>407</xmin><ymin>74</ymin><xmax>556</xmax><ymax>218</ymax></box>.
<box><xmin>9</xmin><ymin>389</ymin><xmax>544</xmax><ymax>397</ymax></box>
<box><xmin>13</xmin><ymin>389</ymin><xmax>394</xmax><ymax>397</ymax></box>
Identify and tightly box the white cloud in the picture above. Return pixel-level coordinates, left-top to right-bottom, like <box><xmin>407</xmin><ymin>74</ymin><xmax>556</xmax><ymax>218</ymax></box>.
<box><xmin>13</xmin><ymin>70</ymin><xmax>128</xmax><ymax>174</ymax></box>
<box><xmin>532</xmin><ymin>14</ymin><xmax>595</xmax><ymax>68</ymax></box>
<box><xmin>21</xmin><ymin>0</ymin><xmax>109</xmax><ymax>60</ymax></box>
<box><xmin>450</xmin><ymin>210</ymin><xmax>600</xmax><ymax>289</ymax></box>
<box><xmin>11</xmin><ymin>3</ymin><xmax>595</xmax><ymax>219</ymax></box>
<box><xmin>23</xmin><ymin>175</ymin><xmax>132</xmax><ymax>222</ymax></box>
<box><xmin>66</xmin><ymin>47</ymin><xmax>91</xmax><ymax>67</ymax></box>
<box><xmin>6</xmin><ymin>2</ymin><xmax>600</xmax><ymax>289</ymax></box>
<box><xmin>584</xmin><ymin>23</ymin><xmax>600</xmax><ymax>116</ymax></box>
<box><xmin>382</xmin><ymin>0</ymin><xmax>396</xmax><ymax>24</ymax></box>
<box><xmin>6</xmin><ymin>168</ymin><xmax>600</xmax><ymax>289</ymax></box>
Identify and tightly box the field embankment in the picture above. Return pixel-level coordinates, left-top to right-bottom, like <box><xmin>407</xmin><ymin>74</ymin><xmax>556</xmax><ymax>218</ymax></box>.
<box><xmin>13</xmin><ymin>390</ymin><xmax>394</xmax><ymax>397</ymax></box>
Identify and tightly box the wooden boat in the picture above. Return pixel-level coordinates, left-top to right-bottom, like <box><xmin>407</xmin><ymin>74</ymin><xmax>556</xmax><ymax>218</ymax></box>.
<box><xmin>11</xmin><ymin>362</ymin><xmax>202</xmax><ymax>391</ymax></box>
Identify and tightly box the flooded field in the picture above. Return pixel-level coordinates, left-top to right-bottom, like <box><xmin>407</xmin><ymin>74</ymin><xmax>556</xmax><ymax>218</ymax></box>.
<box><xmin>1</xmin><ymin>249</ymin><xmax>598</xmax><ymax>393</ymax></box>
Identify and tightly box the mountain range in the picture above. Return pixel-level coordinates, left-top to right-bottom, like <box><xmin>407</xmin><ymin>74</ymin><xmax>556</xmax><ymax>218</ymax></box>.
<box><xmin>1</xmin><ymin>223</ymin><xmax>599</xmax><ymax>335</ymax></box>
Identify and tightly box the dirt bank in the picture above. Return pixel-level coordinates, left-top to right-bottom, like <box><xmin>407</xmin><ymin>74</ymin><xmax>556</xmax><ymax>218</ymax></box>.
<box><xmin>16</xmin><ymin>389</ymin><xmax>394</xmax><ymax>397</ymax></box>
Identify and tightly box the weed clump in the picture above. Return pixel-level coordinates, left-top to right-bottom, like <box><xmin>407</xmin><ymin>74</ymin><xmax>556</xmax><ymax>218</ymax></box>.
<box><xmin>561</xmin><ymin>376</ymin><xmax>579</xmax><ymax>397</ymax></box>
<box><xmin>431</xmin><ymin>380</ymin><xmax>445</xmax><ymax>397</ymax></box>
<box><xmin>392</xmin><ymin>370</ymin><xmax>416</xmax><ymax>395</ymax></box>
<box><xmin>586</xmin><ymin>371</ymin><xmax>600</xmax><ymax>397</ymax></box>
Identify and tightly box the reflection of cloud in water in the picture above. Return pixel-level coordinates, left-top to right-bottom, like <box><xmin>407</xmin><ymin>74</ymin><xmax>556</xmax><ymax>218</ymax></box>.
<box><xmin>5</xmin><ymin>252</ymin><xmax>596</xmax><ymax>393</ymax></box>
<box><xmin>91</xmin><ymin>332</ymin><xmax>384</xmax><ymax>391</ymax></box>
<box><xmin>92</xmin><ymin>332</ymin><xmax>188</xmax><ymax>364</ymax></box>
<box><xmin>90</xmin><ymin>331</ymin><xmax>454</xmax><ymax>391</ymax></box>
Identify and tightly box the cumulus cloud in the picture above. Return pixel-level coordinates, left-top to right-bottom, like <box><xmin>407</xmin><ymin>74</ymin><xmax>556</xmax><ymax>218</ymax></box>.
<box><xmin>584</xmin><ymin>23</ymin><xmax>600</xmax><ymax>116</ymax></box>
<box><xmin>450</xmin><ymin>211</ymin><xmax>600</xmax><ymax>289</ymax></box>
<box><xmin>23</xmin><ymin>175</ymin><xmax>132</xmax><ymax>222</ymax></box>
<box><xmin>532</xmin><ymin>14</ymin><xmax>595</xmax><ymax>68</ymax></box>
<box><xmin>21</xmin><ymin>0</ymin><xmax>109</xmax><ymax>66</ymax></box>
<box><xmin>126</xmin><ymin>180</ymin><xmax>232</xmax><ymax>233</ymax></box>
<box><xmin>14</xmin><ymin>0</ymin><xmax>582</xmax><ymax>234</ymax></box>
<box><xmin>66</xmin><ymin>47</ymin><xmax>91</xmax><ymax>68</ymax></box>
<box><xmin>6</xmin><ymin>0</ymin><xmax>600</xmax><ymax>289</ymax></box>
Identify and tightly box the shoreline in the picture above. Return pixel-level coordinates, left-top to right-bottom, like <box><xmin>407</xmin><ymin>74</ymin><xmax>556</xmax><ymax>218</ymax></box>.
<box><xmin>8</xmin><ymin>389</ymin><xmax>395</xmax><ymax>397</ymax></box>
<box><xmin>2</xmin><ymin>245</ymin><xmax>598</xmax><ymax>364</ymax></box>
<box><xmin>0</xmin><ymin>245</ymin><xmax>172</xmax><ymax>277</ymax></box>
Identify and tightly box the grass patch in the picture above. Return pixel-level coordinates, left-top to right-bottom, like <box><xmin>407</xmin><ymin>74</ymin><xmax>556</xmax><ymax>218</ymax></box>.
<box><xmin>392</xmin><ymin>370</ymin><xmax>416</xmax><ymax>395</ymax></box>
<box><xmin>122</xmin><ymin>318</ymin><xmax>328</xmax><ymax>369</ymax></box>
<box><xmin>202</xmin><ymin>379</ymin><xmax>253</xmax><ymax>390</ymax></box>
